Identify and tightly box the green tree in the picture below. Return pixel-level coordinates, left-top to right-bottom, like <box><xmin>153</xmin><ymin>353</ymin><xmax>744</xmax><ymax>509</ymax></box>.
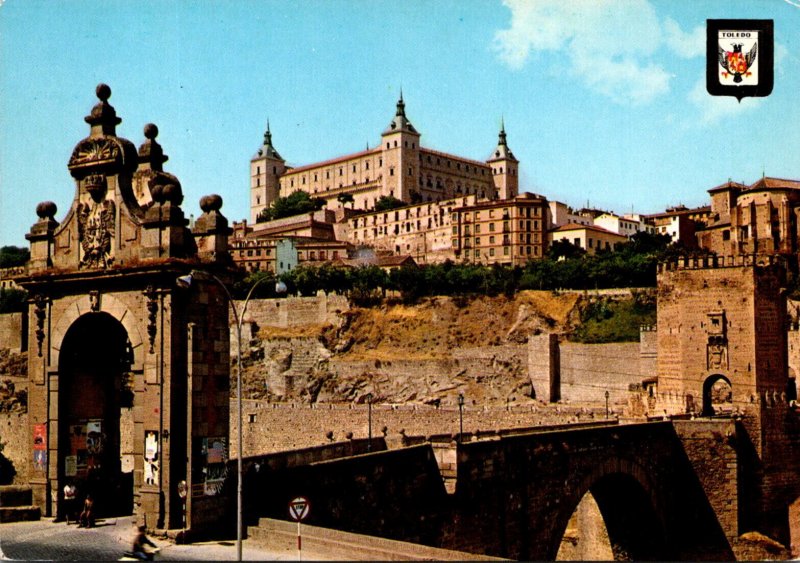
<box><xmin>548</xmin><ymin>239</ymin><xmax>586</xmax><ymax>260</ymax></box>
<box><xmin>337</xmin><ymin>193</ymin><xmax>355</xmax><ymax>209</ymax></box>
<box><xmin>256</xmin><ymin>191</ymin><xmax>326</xmax><ymax>223</ymax></box>
<box><xmin>373</xmin><ymin>196</ymin><xmax>406</xmax><ymax>212</ymax></box>
<box><xmin>0</xmin><ymin>246</ymin><xmax>29</xmax><ymax>268</ymax></box>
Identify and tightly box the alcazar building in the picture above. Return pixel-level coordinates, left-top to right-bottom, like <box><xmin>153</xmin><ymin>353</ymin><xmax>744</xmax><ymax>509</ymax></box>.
<box><xmin>249</xmin><ymin>94</ymin><xmax>519</xmax><ymax>223</ymax></box>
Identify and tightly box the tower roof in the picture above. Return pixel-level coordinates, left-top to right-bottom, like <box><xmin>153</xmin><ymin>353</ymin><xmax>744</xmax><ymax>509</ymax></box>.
<box><xmin>253</xmin><ymin>121</ymin><xmax>283</xmax><ymax>161</ymax></box>
<box><xmin>382</xmin><ymin>92</ymin><xmax>419</xmax><ymax>136</ymax></box>
<box><xmin>487</xmin><ymin>119</ymin><xmax>517</xmax><ymax>163</ymax></box>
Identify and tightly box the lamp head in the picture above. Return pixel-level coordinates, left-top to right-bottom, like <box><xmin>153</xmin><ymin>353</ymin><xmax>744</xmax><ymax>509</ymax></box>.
<box><xmin>365</xmin><ymin>393</ymin><xmax>373</xmax><ymax>404</ymax></box>
<box><xmin>176</xmin><ymin>274</ymin><xmax>193</xmax><ymax>289</ymax></box>
<box><xmin>458</xmin><ymin>393</ymin><xmax>465</xmax><ymax>406</ymax></box>
<box><xmin>275</xmin><ymin>280</ymin><xmax>287</xmax><ymax>294</ymax></box>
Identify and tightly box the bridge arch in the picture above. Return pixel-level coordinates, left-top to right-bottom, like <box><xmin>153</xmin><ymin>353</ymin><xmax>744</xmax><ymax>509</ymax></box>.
<box><xmin>552</xmin><ymin>456</ymin><xmax>669</xmax><ymax>560</ymax></box>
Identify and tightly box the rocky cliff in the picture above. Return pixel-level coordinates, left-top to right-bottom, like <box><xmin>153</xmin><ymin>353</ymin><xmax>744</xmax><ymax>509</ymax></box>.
<box><xmin>239</xmin><ymin>291</ymin><xmax>583</xmax><ymax>406</ymax></box>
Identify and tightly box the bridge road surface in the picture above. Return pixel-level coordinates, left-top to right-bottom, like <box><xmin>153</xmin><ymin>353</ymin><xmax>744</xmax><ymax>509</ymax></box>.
<box><xmin>0</xmin><ymin>516</ymin><xmax>332</xmax><ymax>561</ymax></box>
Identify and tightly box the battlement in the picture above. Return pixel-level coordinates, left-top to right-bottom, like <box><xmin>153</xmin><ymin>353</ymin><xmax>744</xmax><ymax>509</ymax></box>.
<box><xmin>658</xmin><ymin>254</ymin><xmax>785</xmax><ymax>273</ymax></box>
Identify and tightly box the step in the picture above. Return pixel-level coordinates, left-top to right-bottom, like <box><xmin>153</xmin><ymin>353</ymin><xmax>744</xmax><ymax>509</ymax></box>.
<box><xmin>0</xmin><ymin>485</ymin><xmax>33</xmax><ymax>507</ymax></box>
<box><xmin>0</xmin><ymin>505</ymin><xmax>41</xmax><ymax>523</ymax></box>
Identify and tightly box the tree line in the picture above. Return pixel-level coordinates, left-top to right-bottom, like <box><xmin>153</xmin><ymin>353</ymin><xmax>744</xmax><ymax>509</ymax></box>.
<box><xmin>236</xmin><ymin>232</ymin><xmax>686</xmax><ymax>303</ymax></box>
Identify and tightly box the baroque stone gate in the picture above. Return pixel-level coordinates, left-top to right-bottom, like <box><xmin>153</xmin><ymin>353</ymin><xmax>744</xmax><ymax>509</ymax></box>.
<box><xmin>17</xmin><ymin>85</ymin><xmax>234</xmax><ymax>532</ymax></box>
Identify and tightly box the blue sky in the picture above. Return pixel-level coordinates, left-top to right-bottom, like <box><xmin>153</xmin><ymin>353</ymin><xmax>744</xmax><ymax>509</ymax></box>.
<box><xmin>2</xmin><ymin>0</ymin><xmax>799</xmax><ymax>246</ymax></box>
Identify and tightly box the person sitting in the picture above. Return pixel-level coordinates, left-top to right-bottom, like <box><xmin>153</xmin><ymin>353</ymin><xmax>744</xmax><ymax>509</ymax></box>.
<box><xmin>131</xmin><ymin>525</ymin><xmax>157</xmax><ymax>561</ymax></box>
<box><xmin>78</xmin><ymin>494</ymin><xmax>94</xmax><ymax>528</ymax></box>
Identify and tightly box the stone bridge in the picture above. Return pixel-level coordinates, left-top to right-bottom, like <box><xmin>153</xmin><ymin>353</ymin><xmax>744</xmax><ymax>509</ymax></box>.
<box><xmin>241</xmin><ymin>416</ymin><xmax>799</xmax><ymax>561</ymax></box>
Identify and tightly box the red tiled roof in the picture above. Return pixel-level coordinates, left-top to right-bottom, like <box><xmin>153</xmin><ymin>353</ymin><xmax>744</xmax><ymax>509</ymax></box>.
<box><xmin>748</xmin><ymin>177</ymin><xmax>800</xmax><ymax>191</ymax></box>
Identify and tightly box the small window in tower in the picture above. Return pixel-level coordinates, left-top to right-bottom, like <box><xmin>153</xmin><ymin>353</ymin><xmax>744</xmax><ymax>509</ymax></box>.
<box><xmin>386</xmin><ymin>143</ymin><xmax>390</xmax><ymax>149</ymax></box>
<box><xmin>408</xmin><ymin>167</ymin><xmax>412</xmax><ymax>176</ymax></box>
<box><xmin>339</xmin><ymin>168</ymin><xmax>343</xmax><ymax>176</ymax></box>
<box><xmin>366</xmin><ymin>162</ymin><xmax>370</xmax><ymax>170</ymax></box>
<box><xmin>404</xmin><ymin>141</ymin><xmax>408</xmax><ymax>148</ymax></box>
<box><xmin>302</xmin><ymin>177</ymin><xmax>306</xmax><ymax>185</ymax></box>
<box><xmin>412</xmin><ymin>143</ymin><xmax>415</xmax><ymax>148</ymax></box>
<box><xmin>256</xmin><ymin>196</ymin><xmax>261</xmax><ymax>205</ymax></box>
<box><xmin>394</xmin><ymin>140</ymin><xmax>398</xmax><ymax>147</ymax></box>
<box><xmin>257</xmin><ymin>178</ymin><xmax>260</xmax><ymax>186</ymax></box>
<box><xmin>314</xmin><ymin>174</ymin><xmax>318</xmax><ymax>181</ymax></box>
<box><xmin>273</xmin><ymin>166</ymin><xmax>276</xmax><ymax>174</ymax></box>
<box><xmin>390</xmin><ymin>168</ymin><xmax>395</xmax><ymax>176</ymax></box>
<box><xmin>379</xmin><ymin>158</ymin><xmax>383</xmax><ymax>166</ymax></box>
<box><xmin>291</xmin><ymin>179</ymin><xmax>294</xmax><ymax>187</ymax></box>
<box><xmin>326</xmin><ymin>171</ymin><xmax>330</xmax><ymax>179</ymax></box>
<box><xmin>257</xmin><ymin>166</ymin><xmax>260</xmax><ymax>174</ymax></box>
<box><xmin>352</xmin><ymin>165</ymin><xmax>356</xmax><ymax>173</ymax></box>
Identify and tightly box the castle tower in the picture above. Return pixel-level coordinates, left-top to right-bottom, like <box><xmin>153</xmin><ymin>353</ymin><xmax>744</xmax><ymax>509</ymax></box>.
<box><xmin>250</xmin><ymin>121</ymin><xmax>285</xmax><ymax>223</ymax></box>
<box><xmin>487</xmin><ymin>120</ymin><xmax>519</xmax><ymax>200</ymax></box>
<box><xmin>380</xmin><ymin>92</ymin><xmax>421</xmax><ymax>204</ymax></box>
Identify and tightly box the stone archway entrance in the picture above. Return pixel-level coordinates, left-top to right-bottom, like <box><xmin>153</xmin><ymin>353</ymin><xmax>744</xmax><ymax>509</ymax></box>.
<box><xmin>58</xmin><ymin>312</ymin><xmax>133</xmax><ymax>519</ymax></box>
<box><xmin>702</xmin><ymin>374</ymin><xmax>733</xmax><ymax>416</ymax></box>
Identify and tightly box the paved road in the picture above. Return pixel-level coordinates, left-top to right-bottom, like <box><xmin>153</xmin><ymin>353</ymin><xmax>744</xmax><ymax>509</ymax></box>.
<box><xmin>0</xmin><ymin>516</ymin><xmax>329</xmax><ymax>561</ymax></box>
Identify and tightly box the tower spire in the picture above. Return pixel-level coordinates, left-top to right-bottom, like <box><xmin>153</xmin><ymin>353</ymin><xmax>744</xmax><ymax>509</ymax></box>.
<box><xmin>254</xmin><ymin>119</ymin><xmax>282</xmax><ymax>160</ymax></box>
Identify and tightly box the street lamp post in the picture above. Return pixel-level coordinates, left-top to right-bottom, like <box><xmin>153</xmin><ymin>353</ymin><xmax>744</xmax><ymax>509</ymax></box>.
<box><xmin>365</xmin><ymin>393</ymin><xmax>373</xmax><ymax>452</ymax></box>
<box><xmin>177</xmin><ymin>271</ymin><xmax>285</xmax><ymax>562</ymax></box>
<box><xmin>457</xmin><ymin>393</ymin><xmax>464</xmax><ymax>444</ymax></box>
<box><xmin>605</xmin><ymin>390</ymin><xmax>610</xmax><ymax>419</ymax></box>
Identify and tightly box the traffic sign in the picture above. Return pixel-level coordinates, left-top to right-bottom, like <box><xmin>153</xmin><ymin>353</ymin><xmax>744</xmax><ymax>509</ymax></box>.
<box><xmin>289</xmin><ymin>496</ymin><xmax>310</xmax><ymax>521</ymax></box>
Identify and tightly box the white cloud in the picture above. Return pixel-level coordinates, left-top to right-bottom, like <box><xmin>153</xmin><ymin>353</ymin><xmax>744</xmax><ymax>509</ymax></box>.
<box><xmin>663</xmin><ymin>18</ymin><xmax>705</xmax><ymax>59</ymax></box>
<box><xmin>493</xmin><ymin>0</ymin><xmax>702</xmax><ymax>105</ymax></box>
<box><xmin>687</xmin><ymin>76</ymin><xmax>762</xmax><ymax>126</ymax></box>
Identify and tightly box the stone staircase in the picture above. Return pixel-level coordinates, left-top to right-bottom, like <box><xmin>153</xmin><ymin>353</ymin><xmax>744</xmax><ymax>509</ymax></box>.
<box><xmin>0</xmin><ymin>485</ymin><xmax>41</xmax><ymax>523</ymax></box>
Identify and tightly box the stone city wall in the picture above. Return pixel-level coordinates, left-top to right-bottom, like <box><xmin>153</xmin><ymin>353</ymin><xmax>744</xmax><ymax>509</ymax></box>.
<box><xmin>0</xmin><ymin>313</ymin><xmax>26</xmax><ymax>353</ymax></box>
<box><xmin>0</xmin><ymin>411</ymin><xmax>28</xmax><ymax>485</ymax></box>
<box><xmin>231</xmin><ymin>400</ymin><xmax>610</xmax><ymax>457</ymax></box>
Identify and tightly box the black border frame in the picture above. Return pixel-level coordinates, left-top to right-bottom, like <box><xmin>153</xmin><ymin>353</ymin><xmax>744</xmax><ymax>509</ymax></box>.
<box><xmin>707</xmin><ymin>19</ymin><xmax>773</xmax><ymax>101</ymax></box>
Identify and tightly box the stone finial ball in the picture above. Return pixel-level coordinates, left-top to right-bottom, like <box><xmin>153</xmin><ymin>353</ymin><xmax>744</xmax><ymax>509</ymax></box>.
<box><xmin>36</xmin><ymin>201</ymin><xmax>57</xmax><ymax>219</ymax></box>
<box><xmin>162</xmin><ymin>183</ymin><xmax>184</xmax><ymax>205</ymax></box>
<box><xmin>199</xmin><ymin>194</ymin><xmax>223</xmax><ymax>213</ymax></box>
<box><xmin>143</xmin><ymin>123</ymin><xmax>159</xmax><ymax>140</ymax></box>
<box><xmin>150</xmin><ymin>184</ymin><xmax>165</xmax><ymax>204</ymax></box>
<box><xmin>96</xmin><ymin>83</ymin><xmax>111</xmax><ymax>102</ymax></box>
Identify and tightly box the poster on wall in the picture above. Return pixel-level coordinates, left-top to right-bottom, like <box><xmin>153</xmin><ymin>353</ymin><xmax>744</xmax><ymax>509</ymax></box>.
<box><xmin>192</xmin><ymin>437</ymin><xmax>228</xmax><ymax>497</ymax></box>
<box><xmin>144</xmin><ymin>430</ymin><xmax>159</xmax><ymax>486</ymax></box>
<box><xmin>32</xmin><ymin>423</ymin><xmax>47</xmax><ymax>472</ymax></box>
<box><xmin>33</xmin><ymin>449</ymin><xmax>47</xmax><ymax>471</ymax></box>
<box><xmin>65</xmin><ymin>455</ymin><xmax>77</xmax><ymax>477</ymax></box>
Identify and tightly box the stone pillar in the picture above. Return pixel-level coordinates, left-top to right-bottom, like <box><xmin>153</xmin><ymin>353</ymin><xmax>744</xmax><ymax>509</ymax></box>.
<box><xmin>193</xmin><ymin>194</ymin><xmax>231</xmax><ymax>263</ymax></box>
<box><xmin>25</xmin><ymin>202</ymin><xmax>59</xmax><ymax>272</ymax></box>
<box><xmin>528</xmin><ymin>333</ymin><xmax>560</xmax><ymax>402</ymax></box>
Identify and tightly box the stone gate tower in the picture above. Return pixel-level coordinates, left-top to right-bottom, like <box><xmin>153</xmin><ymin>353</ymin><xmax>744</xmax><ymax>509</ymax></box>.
<box><xmin>18</xmin><ymin>84</ymin><xmax>234</xmax><ymax>533</ymax></box>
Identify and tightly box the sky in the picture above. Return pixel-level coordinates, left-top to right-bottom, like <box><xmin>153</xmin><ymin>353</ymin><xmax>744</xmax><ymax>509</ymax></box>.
<box><xmin>1</xmin><ymin>0</ymin><xmax>799</xmax><ymax>247</ymax></box>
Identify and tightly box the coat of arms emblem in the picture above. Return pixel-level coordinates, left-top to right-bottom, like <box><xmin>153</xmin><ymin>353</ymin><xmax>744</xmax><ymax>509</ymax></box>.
<box><xmin>707</xmin><ymin>19</ymin><xmax>773</xmax><ymax>101</ymax></box>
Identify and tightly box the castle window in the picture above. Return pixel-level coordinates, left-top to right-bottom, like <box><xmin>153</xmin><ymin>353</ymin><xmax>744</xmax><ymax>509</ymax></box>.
<box><xmin>411</xmin><ymin>142</ymin><xmax>415</xmax><ymax>148</ymax></box>
<box><xmin>390</xmin><ymin>168</ymin><xmax>394</xmax><ymax>176</ymax></box>
<box><xmin>404</xmin><ymin>141</ymin><xmax>408</xmax><ymax>148</ymax></box>
<box><xmin>475</xmin><ymin>224</ymin><xmax>481</xmax><ymax>234</ymax></box>
<box><xmin>256</xmin><ymin>166</ymin><xmax>260</xmax><ymax>174</ymax></box>
<box><xmin>722</xmin><ymin>230</ymin><xmax>731</xmax><ymax>241</ymax></box>
<box><xmin>314</xmin><ymin>174</ymin><xmax>318</xmax><ymax>181</ymax></box>
<box><xmin>353</xmin><ymin>165</ymin><xmax>356</xmax><ymax>173</ymax></box>
<box><xmin>256</xmin><ymin>196</ymin><xmax>260</xmax><ymax>205</ymax></box>
<box><xmin>489</xmin><ymin>223</ymin><xmax>495</xmax><ymax>232</ymax></box>
<box><xmin>302</xmin><ymin>177</ymin><xmax>306</xmax><ymax>184</ymax></box>
<box><xmin>408</xmin><ymin>167</ymin><xmax>412</xmax><ymax>176</ymax></box>
<box><xmin>489</xmin><ymin>236</ymin><xmax>495</xmax><ymax>244</ymax></box>
<box><xmin>379</xmin><ymin>158</ymin><xmax>383</xmax><ymax>166</ymax></box>
<box><xmin>339</xmin><ymin>168</ymin><xmax>343</xmax><ymax>176</ymax></box>
<box><xmin>366</xmin><ymin>162</ymin><xmax>370</xmax><ymax>170</ymax></box>
<box><xmin>394</xmin><ymin>141</ymin><xmax>398</xmax><ymax>147</ymax></box>
<box><xmin>326</xmin><ymin>171</ymin><xmax>330</xmax><ymax>179</ymax></box>
<box><xmin>489</xmin><ymin>248</ymin><xmax>495</xmax><ymax>257</ymax></box>
<box><xmin>273</xmin><ymin>166</ymin><xmax>276</xmax><ymax>174</ymax></box>
<box><xmin>503</xmin><ymin>246</ymin><xmax>510</xmax><ymax>256</ymax></box>
<box><xmin>290</xmin><ymin>179</ymin><xmax>294</xmax><ymax>187</ymax></box>
<box><xmin>387</xmin><ymin>143</ymin><xmax>390</xmax><ymax>149</ymax></box>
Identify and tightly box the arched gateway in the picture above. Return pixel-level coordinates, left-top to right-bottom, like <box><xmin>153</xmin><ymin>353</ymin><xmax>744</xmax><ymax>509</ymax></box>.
<box><xmin>17</xmin><ymin>85</ymin><xmax>235</xmax><ymax>533</ymax></box>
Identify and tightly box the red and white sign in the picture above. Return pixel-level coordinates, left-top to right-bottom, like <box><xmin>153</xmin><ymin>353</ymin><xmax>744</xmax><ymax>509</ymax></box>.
<box><xmin>289</xmin><ymin>496</ymin><xmax>310</xmax><ymax>521</ymax></box>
